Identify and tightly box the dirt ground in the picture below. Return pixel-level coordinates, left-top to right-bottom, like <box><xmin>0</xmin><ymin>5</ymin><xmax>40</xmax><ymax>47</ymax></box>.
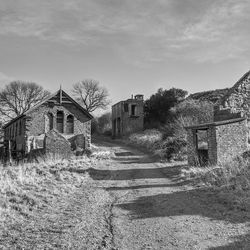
<box><xmin>92</xmin><ymin>139</ymin><xmax>250</xmax><ymax>250</ymax></box>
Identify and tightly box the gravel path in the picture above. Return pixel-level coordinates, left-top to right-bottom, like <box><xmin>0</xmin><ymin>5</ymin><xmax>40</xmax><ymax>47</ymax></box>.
<box><xmin>93</xmin><ymin>139</ymin><xmax>250</xmax><ymax>250</ymax></box>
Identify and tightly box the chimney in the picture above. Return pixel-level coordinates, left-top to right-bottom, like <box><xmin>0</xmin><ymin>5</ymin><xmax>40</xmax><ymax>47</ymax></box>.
<box><xmin>135</xmin><ymin>94</ymin><xmax>144</xmax><ymax>101</ymax></box>
<box><xmin>131</xmin><ymin>94</ymin><xmax>134</xmax><ymax>99</ymax></box>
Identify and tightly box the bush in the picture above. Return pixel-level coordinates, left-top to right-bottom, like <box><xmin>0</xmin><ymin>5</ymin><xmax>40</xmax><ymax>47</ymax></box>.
<box><xmin>128</xmin><ymin>129</ymin><xmax>187</xmax><ymax>161</ymax></box>
<box><xmin>144</xmin><ymin>87</ymin><xmax>188</xmax><ymax>127</ymax></box>
<box><xmin>155</xmin><ymin>137</ymin><xmax>187</xmax><ymax>161</ymax></box>
<box><xmin>181</xmin><ymin>157</ymin><xmax>250</xmax><ymax>190</ymax></box>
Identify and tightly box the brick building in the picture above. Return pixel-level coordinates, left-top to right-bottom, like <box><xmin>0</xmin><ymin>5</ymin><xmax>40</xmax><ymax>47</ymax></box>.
<box><xmin>186</xmin><ymin>70</ymin><xmax>250</xmax><ymax>166</ymax></box>
<box><xmin>112</xmin><ymin>94</ymin><xmax>144</xmax><ymax>138</ymax></box>
<box><xmin>3</xmin><ymin>88</ymin><xmax>92</xmax><ymax>160</ymax></box>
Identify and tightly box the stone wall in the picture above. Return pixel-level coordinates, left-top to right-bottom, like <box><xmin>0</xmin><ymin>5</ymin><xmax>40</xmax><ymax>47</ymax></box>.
<box><xmin>44</xmin><ymin>130</ymin><xmax>72</xmax><ymax>158</ymax></box>
<box><xmin>214</xmin><ymin>71</ymin><xmax>250</xmax><ymax>121</ymax></box>
<box><xmin>122</xmin><ymin>101</ymin><xmax>144</xmax><ymax>135</ymax></box>
<box><xmin>186</xmin><ymin>119</ymin><xmax>248</xmax><ymax>166</ymax></box>
<box><xmin>216</xmin><ymin>120</ymin><xmax>248</xmax><ymax>163</ymax></box>
<box><xmin>26</xmin><ymin>102</ymin><xmax>91</xmax><ymax>149</ymax></box>
<box><xmin>112</xmin><ymin>98</ymin><xmax>144</xmax><ymax>137</ymax></box>
<box><xmin>207</xmin><ymin>127</ymin><xmax>217</xmax><ymax>165</ymax></box>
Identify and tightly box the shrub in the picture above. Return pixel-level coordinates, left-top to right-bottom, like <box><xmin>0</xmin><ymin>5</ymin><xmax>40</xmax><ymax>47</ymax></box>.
<box><xmin>181</xmin><ymin>157</ymin><xmax>250</xmax><ymax>190</ymax></box>
<box><xmin>144</xmin><ymin>87</ymin><xmax>188</xmax><ymax>127</ymax></box>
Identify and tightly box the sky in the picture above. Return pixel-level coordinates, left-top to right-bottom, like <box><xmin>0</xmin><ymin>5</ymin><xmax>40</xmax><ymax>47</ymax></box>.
<box><xmin>0</xmin><ymin>0</ymin><xmax>250</xmax><ymax>113</ymax></box>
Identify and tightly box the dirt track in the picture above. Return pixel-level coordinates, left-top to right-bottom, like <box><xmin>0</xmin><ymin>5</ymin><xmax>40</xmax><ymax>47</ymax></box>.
<box><xmin>92</xmin><ymin>139</ymin><xmax>250</xmax><ymax>250</ymax></box>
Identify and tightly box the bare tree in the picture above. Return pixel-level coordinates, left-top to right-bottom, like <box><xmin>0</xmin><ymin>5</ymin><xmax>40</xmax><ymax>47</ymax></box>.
<box><xmin>72</xmin><ymin>79</ymin><xmax>110</xmax><ymax>112</ymax></box>
<box><xmin>0</xmin><ymin>81</ymin><xmax>50</xmax><ymax>121</ymax></box>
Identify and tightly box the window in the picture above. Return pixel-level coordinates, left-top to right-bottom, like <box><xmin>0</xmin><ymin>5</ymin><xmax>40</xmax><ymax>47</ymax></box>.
<box><xmin>124</xmin><ymin>103</ymin><xmax>129</xmax><ymax>112</ymax></box>
<box><xmin>56</xmin><ymin>111</ymin><xmax>64</xmax><ymax>133</ymax></box>
<box><xmin>131</xmin><ymin>105</ymin><xmax>136</xmax><ymax>116</ymax></box>
<box><xmin>66</xmin><ymin>115</ymin><xmax>74</xmax><ymax>134</ymax></box>
<box><xmin>48</xmin><ymin>113</ymin><xmax>53</xmax><ymax>130</ymax></box>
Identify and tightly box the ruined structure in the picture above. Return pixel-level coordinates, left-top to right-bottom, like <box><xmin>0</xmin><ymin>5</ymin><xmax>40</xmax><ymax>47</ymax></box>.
<box><xmin>3</xmin><ymin>88</ymin><xmax>92</xmax><ymax>160</ymax></box>
<box><xmin>112</xmin><ymin>94</ymin><xmax>144</xmax><ymax>138</ymax></box>
<box><xmin>186</xmin><ymin>70</ymin><xmax>250</xmax><ymax>166</ymax></box>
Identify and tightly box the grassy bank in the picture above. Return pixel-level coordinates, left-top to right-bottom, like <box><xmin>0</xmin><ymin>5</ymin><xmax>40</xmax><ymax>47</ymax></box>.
<box><xmin>128</xmin><ymin>129</ymin><xmax>186</xmax><ymax>161</ymax></box>
<box><xmin>181</xmin><ymin>158</ymin><xmax>250</xmax><ymax>212</ymax></box>
<box><xmin>0</xmin><ymin>150</ymin><xmax>114</xmax><ymax>249</ymax></box>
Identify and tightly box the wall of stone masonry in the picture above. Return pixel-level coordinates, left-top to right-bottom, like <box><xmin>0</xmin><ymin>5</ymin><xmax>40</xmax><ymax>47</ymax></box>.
<box><xmin>44</xmin><ymin>130</ymin><xmax>72</xmax><ymax>158</ymax></box>
<box><xmin>122</xmin><ymin>101</ymin><xmax>144</xmax><ymax>135</ymax></box>
<box><xmin>216</xmin><ymin>120</ymin><xmax>248</xmax><ymax>163</ymax></box>
<box><xmin>214</xmin><ymin>72</ymin><xmax>250</xmax><ymax>121</ymax></box>
<box><xmin>187</xmin><ymin>127</ymin><xmax>217</xmax><ymax>166</ymax></box>
<box><xmin>207</xmin><ymin>127</ymin><xmax>217</xmax><ymax>165</ymax></box>
<box><xmin>112</xmin><ymin>99</ymin><xmax>144</xmax><ymax>137</ymax></box>
<box><xmin>26</xmin><ymin>102</ymin><xmax>91</xmax><ymax>151</ymax></box>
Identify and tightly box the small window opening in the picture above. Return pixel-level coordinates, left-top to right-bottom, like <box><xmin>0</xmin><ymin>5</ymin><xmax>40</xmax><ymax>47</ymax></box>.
<box><xmin>48</xmin><ymin>113</ymin><xmax>53</xmax><ymax>130</ymax></box>
<box><xmin>66</xmin><ymin>115</ymin><xmax>74</xmax><ymax>134</ymax></box>
<box><xmin>57</xmin><ymin>111</ymin><xmax>64</xmax><ymax>133</ymax></box>
<box><xmin>124</xmin><ymin>103</ymin><xmax>129</xmax><ymax>112</ymax></box>
<box><xmin>131</xmin><ymin>105</ymin><xmax>136</xmax><ymax>116</ymax></box>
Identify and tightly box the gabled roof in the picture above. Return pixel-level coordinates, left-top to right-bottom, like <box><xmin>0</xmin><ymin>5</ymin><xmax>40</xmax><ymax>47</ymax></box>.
<box><xmin>219</xmin><ymin>70</ymin><xmax>250</xmax><ymax>105</ymax></box>
<box><xmin>3</xmin><ymin>88</ymin><xmax>93</xmax><ymax>129</ymax></box>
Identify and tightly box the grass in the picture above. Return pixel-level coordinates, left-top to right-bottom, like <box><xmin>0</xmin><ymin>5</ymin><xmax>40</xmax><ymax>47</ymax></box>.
<box><xmin>128</xmin><ymin>129</ymin><xmax>187</xmax><ymax>161</ymax></box>
<box><xmin>0</xmin><ymin>148</ymin><xmax>115</xmax><ymax>249</ymax></box>
<box><xmin>128</xmin><ymin>129</ymin><xmax>163</xmax><ymax>149</ymax></box>
<box><xmin>181</xmin><ymin>158</ymin><xmax>250</xmax><ymax>212</ymax></box>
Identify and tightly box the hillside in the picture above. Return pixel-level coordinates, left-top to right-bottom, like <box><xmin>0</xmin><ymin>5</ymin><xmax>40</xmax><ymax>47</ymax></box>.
<box><xmin>188</xmin><ymin>88</ymin><xmax>229</xmax><ymax>104</ymax></box>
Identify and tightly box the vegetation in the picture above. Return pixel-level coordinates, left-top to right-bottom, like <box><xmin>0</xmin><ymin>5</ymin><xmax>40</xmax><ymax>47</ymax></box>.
<box><xmin>188</xmin><ymin>88</ymin><xmax>229</xmax><ymax>104</ymax></box>
<box><xmin>91</xmin><ymin>112</ymin><xmax>112</xmax><ymax>136</ymax></box>
<box><xmin>181</xmin><ymin>157</ymin><xmax>250</xmax><ymax>211</ymax></box>
<box><xmin>144</xmin><ymin>87</ymin><xmax>188</xmax><ymax>127</ymax></box>
<box><xmin>0</xmin><ymin>81</ymin><xmax>50</xmax><ymax>122</ymax></box>
<box><xmin>72</xmin><ymin>79</ymin><xmax>111</xmax><ymax>112</ymax></box>
<box><xmin>0</xmin><ymin>149</ymin><xmax>114</xmax><ymax>249</ymax></box>
<box><xmin>129</xmin><ymin>97</ymin><xmax>214</xmax><ymax>161</ymax></box>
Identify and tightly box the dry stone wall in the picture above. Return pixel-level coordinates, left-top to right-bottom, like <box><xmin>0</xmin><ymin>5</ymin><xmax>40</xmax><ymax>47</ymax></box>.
<box><xmin>216</xmin><ymin>120</ymin><xmax>248</xmax><ymax>163</ymax></box>
<box><xmin>215</xmin><ymin>71</ymin><xmax>250</xmax><ymax>121</ymax></box>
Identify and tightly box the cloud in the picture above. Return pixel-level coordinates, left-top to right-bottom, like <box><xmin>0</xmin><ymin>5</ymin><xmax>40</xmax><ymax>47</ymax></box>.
<box><xmin>0</xmin><ymin>0</ymin><xmax>249</xmax><ymax>65</ymax></box>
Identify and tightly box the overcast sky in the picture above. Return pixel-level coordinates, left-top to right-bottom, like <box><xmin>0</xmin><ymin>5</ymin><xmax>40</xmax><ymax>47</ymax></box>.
<box><xmin>0</xmin><ymin>0</ymin><xmax>250</xmax><ymax>108</ymax></box>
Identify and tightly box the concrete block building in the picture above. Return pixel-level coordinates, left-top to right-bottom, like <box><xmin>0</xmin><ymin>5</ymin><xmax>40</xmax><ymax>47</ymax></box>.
<box><xmin>3</xmin><ymin>88</ymin><xmax>92</xmax><ymax>160</ymax></box>
<box><xmin>186</xmin><ymin>70</ymin><xmax>250</xmax><ymax>166</ymax></box>
<box><xmin>112</xmin><ymin>94</ymin><xmax>144</xmax><ymax>138</ymax></box>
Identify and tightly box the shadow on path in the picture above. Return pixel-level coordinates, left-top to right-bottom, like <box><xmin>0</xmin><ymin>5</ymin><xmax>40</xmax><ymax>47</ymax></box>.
<box><xmin>67</xmin><ymin>165</ymin><xmax>184</xmax><ymax>181</ymax></box>
<box><xmin>117</xmin><ymin>188</ymin><xmax>250</xmax><ymax>224</ymax></box>
<box><xmin>105</xmin><ymin>181</ymin><xmax>191</xmax><ymax>191</ymax></box>
<box><xmin>208</xmin><ymin>232</ymin><xmax>250</xmax><ymax>249</ymax></box>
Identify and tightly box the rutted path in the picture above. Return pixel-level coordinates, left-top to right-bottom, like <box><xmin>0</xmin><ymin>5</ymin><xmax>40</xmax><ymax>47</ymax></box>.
<box><xmin>92</xmin><ymin>139</ymin><xmax>250</xmax><ymax>250</ymax></box>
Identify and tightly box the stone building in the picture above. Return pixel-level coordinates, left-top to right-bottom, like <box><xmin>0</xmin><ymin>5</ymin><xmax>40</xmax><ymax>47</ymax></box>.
<box><xmin>3</xmin><ymin>88</ymin><xmax>92</xmax><ymax>160</ymax></box>
<box><xmin>112</xmin><ymin>94</ymin><xmax>144</xmax><ymax>138</ymax></box>
<box><xmin>186</xmin><ymin>70</ymin><xmax>250</xmax><ymax>166</ymax></box>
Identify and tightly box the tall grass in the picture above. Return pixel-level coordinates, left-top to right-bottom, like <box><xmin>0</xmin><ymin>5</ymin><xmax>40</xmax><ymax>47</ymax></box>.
<box><xmin>181</xmin><ymin>158</ymin><xmax>250</xmax><ymax>211</ymax></box>
<box><xmin>129</xmin><ymin>129</ymin><xmax>163</xmax><ymax>149</ymax></box>
<box><xmin>0</xmin><ymin>147</ymin><xmax>114</xmax><ymax>249</ymax></box>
